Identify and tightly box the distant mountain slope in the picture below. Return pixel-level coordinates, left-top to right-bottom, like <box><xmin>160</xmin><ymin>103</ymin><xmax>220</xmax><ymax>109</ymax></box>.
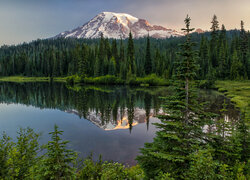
<box><xmin>55</xmin><ymin>12</ymin><xmax>183</xmax><ymax>39</ymax></box>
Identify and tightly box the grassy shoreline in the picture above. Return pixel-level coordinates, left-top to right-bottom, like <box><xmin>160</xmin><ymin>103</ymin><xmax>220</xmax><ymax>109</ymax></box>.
<box><xmin>0</xmin><ymin>76</ymin><xmax>67</xmax><ymax>83</ymax></box>
<box><xmin>216</xmin><ymin>80</ymin><xmax>250</xmax><ymax>121</ymax></box>
<box><xmin>0</xmin><ymin>75</ymin><xmax>170</xmax><ymax>86</ymax></box>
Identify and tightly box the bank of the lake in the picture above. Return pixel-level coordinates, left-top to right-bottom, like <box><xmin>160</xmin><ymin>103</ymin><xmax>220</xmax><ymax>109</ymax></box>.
<box><xmin>0</xmin><ymin>76</ymin><xmax>67</xmax><ymax>83</ymax></box>
<box><xmin>0</xmin><ymin>74</ymin><xmax>170</xmax><ymax>86</ymax></box>
<box><xmin>216</xmin><ymin>80</ymin><xmax>250</xmax><ymax>120</ymax></box>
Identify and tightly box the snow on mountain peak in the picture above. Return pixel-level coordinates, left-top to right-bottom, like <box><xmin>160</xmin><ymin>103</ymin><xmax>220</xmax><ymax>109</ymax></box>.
<box><xmin>55</xmin><ymin>12</ymin><xmax>183</xmax><ymax>39</ymax></box>
<box><xmin>102</xmin><ymin>12</ymin><xmax>139</xmax><ymax>24</ymax></box>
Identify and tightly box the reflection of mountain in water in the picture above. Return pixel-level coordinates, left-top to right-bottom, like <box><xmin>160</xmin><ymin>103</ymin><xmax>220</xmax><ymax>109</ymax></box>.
<box><xmin>66</xmin><ymin>108</ymin><xmax>159</xmax><ymax>131</ymax></box>
<box><xmin>0</xmin><ymin>82</ymin><xmax>240</xmax><ymax>132</ymax></box>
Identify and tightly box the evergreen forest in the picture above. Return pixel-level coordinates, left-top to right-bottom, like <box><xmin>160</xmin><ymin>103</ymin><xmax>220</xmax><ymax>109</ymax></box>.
<box><xmin>0</xmin><ymin>15</ymin><xmax>249</xmax><ymax>83</ymax></box>
<box><xmin>0</xmin><ymin>15</ymin><xmax>249</xmax><ymax>179</ymax></box>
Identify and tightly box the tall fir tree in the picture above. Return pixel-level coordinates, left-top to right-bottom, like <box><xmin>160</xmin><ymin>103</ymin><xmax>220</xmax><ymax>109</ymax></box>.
<box><xmin>98</xmin><ymin>33</ymin><xmax>105</xmax><ymax>76</ymax></box>
<box><xmin>78</xmin><ymin>44</ymin><xmax>88</xmax><ymax>77</ymax></box>
<box><xmin>239</xmin><ymin>21</ymin><xmax>249</xmax><ymax>79</ymax></box>
<box><xmin>127</xmin><ymin>31</ymin><xmax>135</xmax><ymax>75</ymax></box>
<box><xmin>145</xmin><ymin>34</ymin><xmax>152</xmax><ymax>75</ymax></box>
<box><xmin>111</xmin><ymin>39</ymin><xmax>119</xmax><ymax>75</ymax></box>
<box><xmin>210</xmin><ymin>15</ymin><xmax>220</xmax><ymax>68</ymax></box>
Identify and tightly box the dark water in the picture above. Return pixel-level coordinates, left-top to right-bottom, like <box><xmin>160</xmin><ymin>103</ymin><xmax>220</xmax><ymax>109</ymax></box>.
<box><xmin>0</xmin><ymin>82</ymin><xmax>239</xmax><ymax>165</ymax></box>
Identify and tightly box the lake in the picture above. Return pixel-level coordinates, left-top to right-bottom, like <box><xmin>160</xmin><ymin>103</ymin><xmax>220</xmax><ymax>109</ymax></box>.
<box><xmin>0</xmin><ymin>82</ymin><xmax>240</xmax><ymax>165</ymax></box>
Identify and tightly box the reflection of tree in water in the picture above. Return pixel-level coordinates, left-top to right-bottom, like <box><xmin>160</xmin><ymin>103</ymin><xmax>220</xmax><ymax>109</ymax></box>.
<box><xmin>127</xmin><ymin>93</ymin><xmax>135</xmax><ymax>133</ymax></box>
<box><xmin>144</xmin><ymin>93</ymin><xmax>152</xmax><ymax>131</ymax></box>
<box><xmin>76</xmin><ymin>88</ymin><xmax>89</xmax><ymax>119</ymax></box>
<box><xmin>72</xmin><ymin>86</ymin><xmax>163</xmax><ymax>132</ymax></box>
<box><xmin>0</xmin><ymin>82</ymin><xmax>240</xmax><ymax>132</ymax></box>
<box><xmin>197</xmin><ymin>90</ymin><xmax>240</xmax><ymax>135</ymax></box>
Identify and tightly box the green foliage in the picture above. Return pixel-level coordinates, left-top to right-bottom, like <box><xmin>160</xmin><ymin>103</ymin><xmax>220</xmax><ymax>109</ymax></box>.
<box><xmin>66</xmin><ymin>76</ymin><xmax>75</xmax><ymax>85</ymax></box>
<box><xmin>77</xmin><ymin>155</ymin><xmax>103</xmax><ymax>179</ymax></box>
<box><xmin>230</xmin><ymin>50</ymin><xmax>243</xmax><ymax>80</ymax></box>
<box><xmin>137</xmin><ymin>15</ymin><xmax>213</xmax><ymax>179</ymax></box>
<box><xmin>216</xmin><ymin>81</ymin><xmax>250</xmax><ymax>115</ymax></box>
<box><xmin>0</xmin><ymin>133</ymin><xmax>12</xmax><ymax>178</ymax></box>
<box><xmin>84</xmin><ymin>75</ymin><xmax>124</xmax><ymax>85</ymax></box>
<box><xmin>137</xmin><ymin>15</ymin><xmax>250</xmax><ymax>179</ymax></box>
<box><xmin>145</xmin><ymin>35</ymin><xmax>152</xmax><ymax>75</ymax></box>
<box><xmin>198</xmin><ymin>79</ymin><xmax>215</xmax><ymax>89</ymax></box>
<box><xmin>127</xmin><ymin>31</ymin><xmax>135</xmax><ymax>74</ymax></box>
<box><xmin>0</xmin><ymin>127</ymin><xmax>145</xmax><ymax>180</ymax></box>
<box><xmin>65</xmin><ymin>74</ymin><xmax>168</xmax><ymax>86</ymax></box>
<box><xmin>132</xmin><ymin>74</ymin><xmax>169</xmax><ymax>86</ymax></box>
<box><xmin>99</xmin><ymin>162</ymin><xmax>128</xmax><ymax>180</ymax></box>
<box><xmin>0</xmin><ymin>76</ymin><xmax>66</xmax><ymax>83</ymax></box>
<box><xmin>78</xmin><ymin>155</ymin><xmax>144</xmax><ymax>180</ymax></box>
<box><xmin>0</xmin><ymin>128</ymin><xmax>39</xmax><ymax>179</ymax></box>
<box><xmin>38</xmin><ymin>125</ymin><xmax>77</xmax><ymax>179</ymax></box>
<box><xmin>11</xmin><ymin>128</ymin><xmax>39</xmax><ymax>179</ymax></box>
<box><xmin>155</xmin><ymin>172</ymin><xmax>174</xmax><ymax>180</ymax></box>
<box><xmin>186</xmin><ymin>148</ymin><xmax>217</xmax><ymax>180</ymax></box>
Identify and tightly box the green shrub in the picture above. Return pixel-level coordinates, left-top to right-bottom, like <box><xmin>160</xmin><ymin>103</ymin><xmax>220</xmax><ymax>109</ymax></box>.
<box><xmin>186</xmin><ymin>148</ymin><xmax>217</xmax><ymax>180</ymax></box>
<box><xmin>66</xmin><ymin>76</ymin><xmax>75</xmax><ymax>85</ymax></box>
<box><xmin>78</xmin><ymin>155</ymin><xmax>103</xmax><ymax>180</ymax></box>
<box><xmin>78</xmin><ymin>155</ymin><xmax>144</xmax><ymax>180</ymax></box>
<box><xmin>84</xmin><ymin>75</ymin><xmax>124</xmax><ymax>85</ymax></box>
<box><xmin>198</xmin><ymin>79</ymin><xmax>215</xmax><ymax>89</ymax></box>
<box><xmin>125</xmin><ymin>165</ymin><xmax>145</xmax><ymax>180</ymax></box>
<box><xmin>126</xmin><ymin>74</ymin><xmax>168</xmax><ymax>86</ymax></box>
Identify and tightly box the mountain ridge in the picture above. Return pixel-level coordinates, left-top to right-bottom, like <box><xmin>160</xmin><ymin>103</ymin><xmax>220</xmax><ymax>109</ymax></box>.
<box><xmin>55</xmin><ymin>12</ymin><xmax>184</xmax><ymax>39</ymax></box>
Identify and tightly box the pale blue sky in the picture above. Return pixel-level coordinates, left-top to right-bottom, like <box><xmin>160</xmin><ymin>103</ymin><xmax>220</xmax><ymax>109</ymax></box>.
<box><xmin>0</xmin><ymin>0</ymin><xmax>249</xmax><ymax>45</ymax></box>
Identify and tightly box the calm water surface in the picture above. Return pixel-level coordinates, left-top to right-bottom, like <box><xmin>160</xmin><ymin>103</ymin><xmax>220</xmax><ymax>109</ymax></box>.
<box><xmin>0</xmin><ymin>82</ymin><xmax>239</xmax><ymax>165</ymax></box>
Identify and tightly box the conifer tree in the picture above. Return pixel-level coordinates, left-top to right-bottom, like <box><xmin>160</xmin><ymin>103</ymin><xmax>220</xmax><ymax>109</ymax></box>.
<box><xmin>127</xmin><ymin>31</ymin><xmax>135</xmax><ymax>74</ymax></box>
<box><xmin>8</xmin><ymin>128</ymin><xmax>39</xmax><ymax>179</ymax></box>
<box><xmin>0</xmin><ymin>133</ymin><xmax>12</xmax><ymax>178</ymax></box>
<box><xmin>52</xmin><ymin>50</ymin><xmax>59</xmax><ymax>77</ymax></box>
<box><xmin>237</xmin><ymin>110</ymin><xmax>250</xmax><ymax>162</ymax></box>
<box><xmin>108</xmin><ymin>56</ymin><xmax>116</xmax><ymax>75</ymax></box>
<box><xmin>211</xmin><ymin>100</ymin><xmax>242</xmax><ymax>165</ymax></box>
<box><xmin>111</xmin><ymin>39</ymin><xmax>119</xmax><ymax>75</ymax></box>
<box><xmin>98</xmin><ymin>33</ymin><xmax>105</xmax><ymax>76</ymax></box>
<box><xmin>230</xmin><ymin>50</ymin><xmax>242</xmax><ymax>80</ymax></box>
<box><xmin>154</xmin><ymin>49</ymin><xmax>161</xmax><ymax>76</ymax></box>
<box><xmin>78</xmin><ymin>44</ymin><xmax>88</xmax><ymax>77</ymax></box>
<box><xmin>210</xmin><ymin>15</ymin><xmax>220</xmax><ymax>68</ymax></box>
<box><xmin>145</xmin><ymin>34</ymin><xmax>152</xmax><ymax>75</ymax></box>
<box><xmin>39</xmin><ymin>125</ymin><xmax>77</xmax><ymax>179</ymax></box>
<box><xmin>239</xmin><ymin>21</ymin><xmax>249</xmax><ymax>78</ymax></box>
<box><xmin>119</xmin><ymin>38</ymin><xmax>125</xmax><ymax>63</ymax></box>
<box><xmin>217</xmin><ymin>25</ymin><xmax>228</xmax><ymax>79</ymax></box>
<box><xmin>199</xmin><ymin>36</ymin><xmax>209</xmax><ymax>79</ymax></box>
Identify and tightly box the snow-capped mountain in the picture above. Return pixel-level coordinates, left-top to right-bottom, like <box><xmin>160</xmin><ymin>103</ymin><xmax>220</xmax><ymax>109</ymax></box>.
<box><xmin>55</xmin><ymin>12</ymin><xmax>183</xmax><ymax>39</ymax></box>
